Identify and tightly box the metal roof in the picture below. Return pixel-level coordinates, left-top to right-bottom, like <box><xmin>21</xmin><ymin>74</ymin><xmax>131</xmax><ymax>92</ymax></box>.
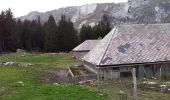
<box><xmin>83</xmin><ymin>23</ymin><xmax>170</xmax><ymax>66</ymax></box>
<box><xmin>72</xmin><ymin>40</ymin><xmax>100</xmax><ymax>51</ymax></box>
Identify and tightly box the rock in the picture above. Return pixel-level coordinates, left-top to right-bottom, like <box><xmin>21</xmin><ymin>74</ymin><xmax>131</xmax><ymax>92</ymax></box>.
<box><xmin>2</xmin><ymin>62</ymin><xmax>18</xmax><ymax>66</ymax></box>
<box><xmin>165</xmin><ymin>82</ymin><xmax>170</xmax><ymax>84</ymax></box>
<box><xmin>160</xmin><ymin>85</ymin><xmax>167</xmax><ymax>88</ymax></box>
<box><xmin>17</xmin><ymin>81</ymin><xmax>24</xmax><ymax>87</ymax></box>
<box><xmin>53</xmin><ymin>83</ymin><xmax>60</xmax><ymax>85</ymax></box>
<box><xmin>160</xmin><ymin>85</ymin><xmax>167</xmax><ymax>92</ymax></box>
<box><xmin>16</xmin><ymin>49</ymin><xmax>26</xmax><ymax>53</ymax></box>
<box><xmin>0</xmin><ymin>62</ymin><xmax>2</xmax><ymax>66</ymax></box>
<box><xmin>1</xmin><ymin>62</ymin><xmax>33</xmax><ymax>67</ymax></box>
<box><xmin>118</xmin><ymin>90</ymin><xmax>125</xmax><ymax>95</ymax></box>
<box><xmin>19</xmin><ymin>63</ymin><xmax>33</xmax><ymax>67</ymax></box>
<box><xmin>142</xmin><ymin>81</ymin><xmax>157</xmax><ymax>85</ymax></box>
<box><xmin>150</xmin><ymin>87</ymin><xmax>155</xmax><ymax>89</ymax></box>
<box><xmin>0</xmin><ymin>87</ymin><xmax>5</xmax><ymax>94</ymax></box>
<box><xmin>21</xmin><ymin>55</ymin><xmax>26</xmax><ymax>57</ymax></box>
<box><xmin>48</xmin><ymin>53</ymin><xmax>57</xmax><ymax>55</ymax></box>
<box><xmin>152</xmin><ymin>77</ymin><xmax>157</xmax><ymax>80</ymax></box>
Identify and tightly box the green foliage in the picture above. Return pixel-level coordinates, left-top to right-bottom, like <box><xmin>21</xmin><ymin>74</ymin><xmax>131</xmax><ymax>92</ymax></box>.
<box><xmin>0</xmin><ymin>9</ymin><xmax>16</xmax><ymax>52</ymax></box>
<box><xmin>79</xmin><ymin>21</ymin><xmax>111</xmax><ymax>42</ymax></box>
<box><xmin>80</xmin><ymin>25</ymin><xmax>97</xmax><ymax>42</ymax></box>
<box><xmin>0</xmin><ymin>9</ymin><xmax>111</xmax><ymax>53</ymax></box>
<box><xmin>57</xmin><ymin>15</ymin><xmax>79</xmax><ymax>52</ymax></box>
<box><xmin>44</xmin><ymin>15</ymin><xmax>58</xmax><ymax>52</ymax></box>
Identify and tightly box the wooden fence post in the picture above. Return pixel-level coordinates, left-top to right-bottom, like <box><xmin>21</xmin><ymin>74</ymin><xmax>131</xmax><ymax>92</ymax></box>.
<box><xmin>132</xmin><ymin>68</ymin><xmax>138</xmax><ymax>100</ymax></box>
<box><xmin>160</xmin><ymin>65</ymin><xmax>162</xmax><ymax>80</ymax></box>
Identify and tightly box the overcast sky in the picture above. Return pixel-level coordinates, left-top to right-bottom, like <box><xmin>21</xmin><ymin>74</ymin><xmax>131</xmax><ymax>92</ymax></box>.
<box><xmin>0</xmin><ymin>0</ymin><xmax>128</xmax><ymax>17</ymax></box>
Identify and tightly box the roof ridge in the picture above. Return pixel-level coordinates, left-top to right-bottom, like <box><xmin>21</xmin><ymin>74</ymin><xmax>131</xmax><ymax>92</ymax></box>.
<box><xmin>98</xmin><ymin>27</ymin><xmax>117</xmax><ymax>66</ymax></box>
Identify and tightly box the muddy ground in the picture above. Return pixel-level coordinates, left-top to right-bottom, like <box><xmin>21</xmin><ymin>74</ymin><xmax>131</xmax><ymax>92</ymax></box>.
<box><xmin>42</xmin><ymin>69</ymin><xmax>73</xmax><ymax>84</ymax></box>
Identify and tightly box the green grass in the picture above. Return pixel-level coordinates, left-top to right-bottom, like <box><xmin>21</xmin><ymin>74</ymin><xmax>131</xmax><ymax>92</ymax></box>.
<box><xmin>0</xmin><ymin>53</ymin><xmax>80</xmax><ymax>69</ymax></box>
<box><xmin>1</xmin><ymin>53</ymin><xmax>169</xmax><ymax>100</ymax></box>
<box><xmin>96</xmin><ymin>79</ymin><xmax>170</xmax><ymax>100</ymax></box>
<box><xmin>0</xmin><ymin>53</ymin><xmax>106</xmax><ymax>100</ymax></box>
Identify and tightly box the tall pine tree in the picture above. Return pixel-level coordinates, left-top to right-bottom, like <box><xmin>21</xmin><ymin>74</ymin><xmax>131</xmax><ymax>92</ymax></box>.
<box><xmin>44</xmin><ymin>15</ymin><xmax>58</xmax><ymax>52</ymax></box>
<box><xmin>57</xmin><ymin>15</ymin><xmax>78</xmax><ymax>52</ymax></box>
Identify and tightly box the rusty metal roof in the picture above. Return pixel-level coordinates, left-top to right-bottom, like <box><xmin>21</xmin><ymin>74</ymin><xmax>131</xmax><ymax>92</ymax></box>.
<box><xmin>73</xmin><ymin>40</ymin><xmax>100</xmax><ymax>51</ymax></box>
<box><xmin>83</xmin><ymin>23</ymin><xmax>170</xmax><ymax>66</ymax></box>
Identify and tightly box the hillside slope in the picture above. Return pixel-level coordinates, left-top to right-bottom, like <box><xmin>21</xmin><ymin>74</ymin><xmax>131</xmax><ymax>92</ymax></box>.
<box><xmin>19</xmin><ymin>0</ymin><xmax>170</xmax><ymax>29</ymax></box>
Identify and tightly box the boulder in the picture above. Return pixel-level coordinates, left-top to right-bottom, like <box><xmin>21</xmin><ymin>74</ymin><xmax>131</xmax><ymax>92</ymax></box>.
<box><xmin>18</xmin><ymin>63</ymin><xmax>33</xmax><ymax>67</ymax></box>
<box><xmin>16</xmin><ymin>49</ymin><xmax>26</xmax><ymax>53</ymax></box>
<box><xmin>17</xmin><ymin>81</ymin><xmax>24</xmax><ymax>87</ymax></box>
<box><xmin>2</xmin><ymin>62</ymin><xmax>18</xmax><ymax>66</ymax></box>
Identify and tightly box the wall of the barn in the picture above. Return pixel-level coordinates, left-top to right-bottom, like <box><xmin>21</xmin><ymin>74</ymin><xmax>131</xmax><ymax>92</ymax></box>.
<box><xmin>72</xmin><ymin>51</ymin><xmax>88</xmax><ymax>60</ymax></box>
<box><xmin>134</xmin><ymin>63</ymin><xmax>170</xmax><ymax>78</ymax></box>
<box><xmin>84</xmin><ymin>61</ymin><xmax>97</xmax><ymax>74</ymax></box>
<box><xmin>99</xmin><ymin>67</ymin><xmax>120</xmax><ymax>80</ymax></box>
<box><xmin>83</xmin><ymin>62</ymin><xmax>170</xmax><ymax>80</ymax></box>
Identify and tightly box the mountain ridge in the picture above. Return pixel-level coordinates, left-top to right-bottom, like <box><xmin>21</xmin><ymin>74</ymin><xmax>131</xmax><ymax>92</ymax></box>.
<box><xmin>18</xmin><ymin>0</ymin><xmax>170</xmax><ymax>29</ymax></box>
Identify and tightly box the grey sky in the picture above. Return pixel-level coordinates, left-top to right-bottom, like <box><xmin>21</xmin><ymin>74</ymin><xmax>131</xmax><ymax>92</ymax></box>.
<box><xmin>0</xmin><ymin>0</ymin><xmax>128</xmax><ymax>17</ymax></box>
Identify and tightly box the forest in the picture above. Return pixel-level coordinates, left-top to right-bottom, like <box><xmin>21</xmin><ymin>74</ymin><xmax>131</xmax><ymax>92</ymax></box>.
<box><xmin>0</xmin><ymin>9</ymin><xmax>111</xmax><ymax>52</ymax></box>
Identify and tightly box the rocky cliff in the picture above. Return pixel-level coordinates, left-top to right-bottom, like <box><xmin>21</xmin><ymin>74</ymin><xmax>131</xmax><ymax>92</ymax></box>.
<box><xmin>19</xmin><ymin>0</ymin><xmax>170</xmax><ymax>29</ymax></box>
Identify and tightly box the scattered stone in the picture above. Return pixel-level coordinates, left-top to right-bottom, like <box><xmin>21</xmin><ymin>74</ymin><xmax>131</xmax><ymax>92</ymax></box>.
<box><xmin>21</xmin><ymin>55</ymin><xmax>26</xmax><ymax>57</ymax></box>
<box><xmin>160</xmin><ymin>85</ymin><xmax>167</xmax><ymax>92</ymax></box>
<box><xmin>17</xmin><ymin>81</ymin><xmax>24</xmax><ymax>87</ymax></box>
<box><xmin>49</xmin><ymin>53</ymin><xmax>57</xmax><ymax>55</ymax></box>
<box><xmin>18</xmin><ymin>63</ymin><xmax>33</xmax><ymax>67</ymax></box>
<box><xmin>0</xmin><ymin>62</ymin><xmax>2</xmax><ymax>66</ymax></box>
<box><xmin>150</xmin><ymin>87</ymin><xmax>155</xmax><ymax>89</ymax></box>
<box><xmin>151</xmin><ymin>77</ymin><xmax>157</xmax><ymax>80</ymax></box>
<box><xmin>142</xmin><ymin>81</ymin><xmax>157</xmax><ymax>85</ymax></box>
<box><xmin>165</xmin><ymin>82</ymin><xmax>170</xmax><ymax>84</ymax></box>
<box><xmin>53</xmin><ymin>83</ymin><xmax>60</xmax><ymax>85</ymax></box>
<box><xmin>160</xmin><ymin>85</ymin><xmax>167</xmax><ymax>88</ymax></box>
<box><xmin>1</xmin><ymin>62</ymin><xmax>33</xmax><ymax>67</ymax></box>
<box><xmin>0</xmin><ymin>87</ymin><xmax>6</xmax><ymax>95</ymax></box>
<box><xmin>16</xmin><ymin>49</ymin><xmax>26</xmax><ymax>53</ymax></box>
<box><xmin>118</xmin><ymin>90</ymin><xmax>125</xmax><ymax>95</ymax></box>
<box><xmin>2</xmin><ymin>62</ymin><xmax>18</xmax><ymax>66</ymax></box>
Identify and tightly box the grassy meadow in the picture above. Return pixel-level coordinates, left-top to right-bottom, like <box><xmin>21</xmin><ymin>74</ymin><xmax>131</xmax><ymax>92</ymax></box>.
<box><xmin>0</xmin><ymin>53</ymin><xmax>170</xmax><ymax>100</ymax></box>
<box><xmin>0</xmin><ymin>53</ymin><xmax>106</xmax><ymax>100</ymax></box>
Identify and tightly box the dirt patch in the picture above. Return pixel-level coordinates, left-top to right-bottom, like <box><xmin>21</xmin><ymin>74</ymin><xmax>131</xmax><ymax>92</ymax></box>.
<box><xmin>42</xmin><ymin>70</ymin><xmax>73</xmax><ymax>84</ymax></box>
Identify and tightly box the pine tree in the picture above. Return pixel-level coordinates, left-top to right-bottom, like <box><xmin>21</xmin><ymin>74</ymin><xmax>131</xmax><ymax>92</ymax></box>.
<box><xmin>79</xmin><ymin>25</ymin><xmax>98</xmax><ymax>42</ymax></box>
<box><xmin>93</xmin><ymin>21</ymin><xmax>111</xmax><ymax>38</ymax></box>
<box><xmin>44</xmin><ymin>15</ymin><xmax>58</xmax><ymax>52</ymax></box>
<box><xmin>79</xmin><ymin>25</ymin><xmax>88</xmax><ymax>42</ymax></box>
<box><xmin>57</xmin><ymin>15</ymin><xmax>78</xmax><ymax>52</ymax></box>
<box><xmin>0</xmin><ymin>11</ymin><xmax>5</xmax><ymax>52</ymax></box>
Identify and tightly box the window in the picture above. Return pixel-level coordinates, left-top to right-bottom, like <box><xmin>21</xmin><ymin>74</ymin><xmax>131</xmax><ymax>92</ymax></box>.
<box><xmin>112</xmin><ymin>67</ymin><xmax>119</xmax><ymax>71</ymax></box>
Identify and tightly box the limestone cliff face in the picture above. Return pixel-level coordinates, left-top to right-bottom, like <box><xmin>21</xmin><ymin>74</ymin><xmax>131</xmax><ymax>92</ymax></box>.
<box><xmin>18</xmin><ymin>0</ymin><xmax>170</xmax><ymax>29</ymax></box>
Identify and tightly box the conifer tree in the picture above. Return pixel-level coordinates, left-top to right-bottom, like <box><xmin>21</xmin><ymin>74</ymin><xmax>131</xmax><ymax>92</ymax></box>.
<box><xmin>57</xmin><ymin>15</ymin><xmax>78</xmax><ymax>52</ymax></box>
<box><xmin>44</xmin><ymin>15</ymin><xmax>58</xmax><ymax>52</ymax></box>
